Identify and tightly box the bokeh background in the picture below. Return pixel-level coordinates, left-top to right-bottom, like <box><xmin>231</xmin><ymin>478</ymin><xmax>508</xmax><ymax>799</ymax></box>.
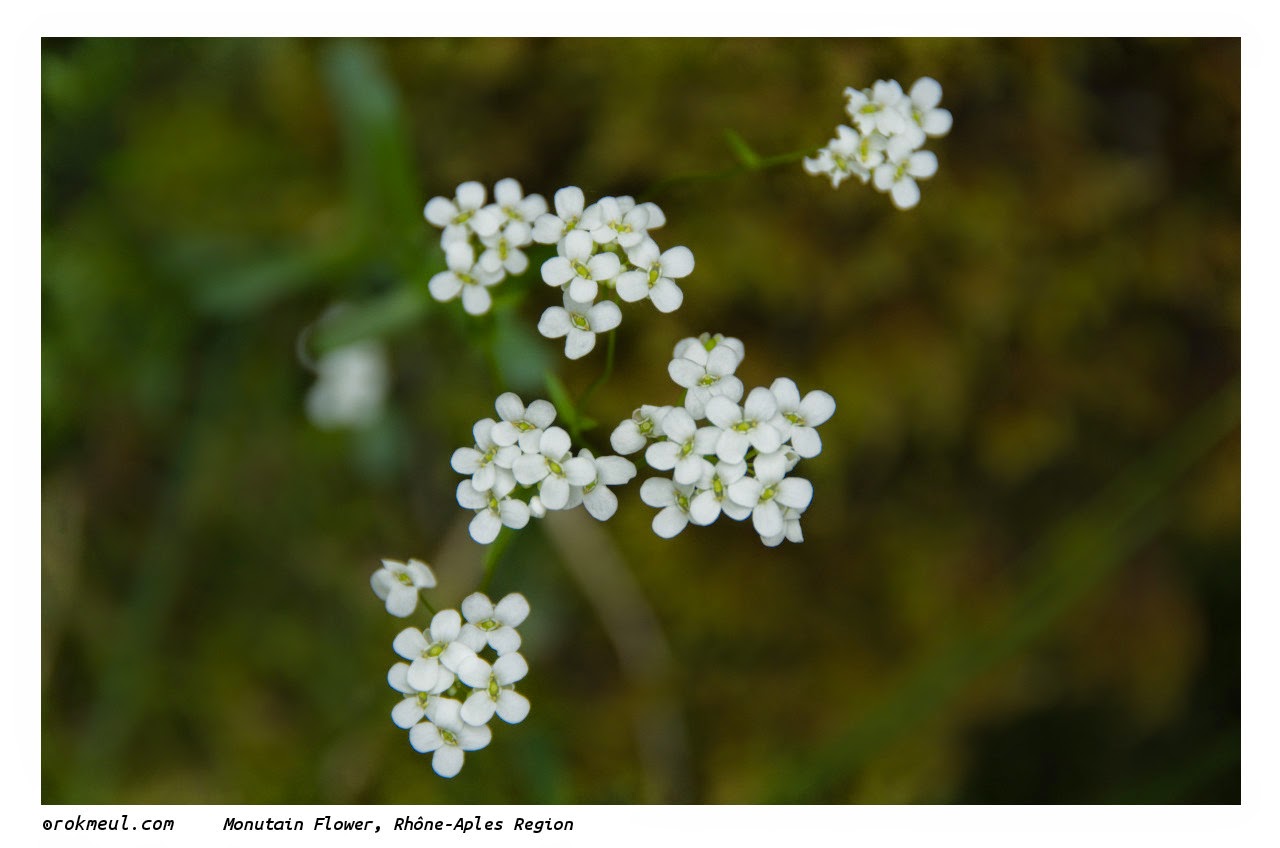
<box><xmin>41</xmin><ymin>38</ymin><xmax>1240</xmax><ymax>803</ymax></box>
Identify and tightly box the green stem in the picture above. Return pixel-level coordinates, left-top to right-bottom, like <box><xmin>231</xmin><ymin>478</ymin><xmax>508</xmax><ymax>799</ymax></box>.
<box><xmin>479</xmin><ymin>526</ymin><xmax>515</xmax><ymax>593</ymax></box>
<box><xmin>417</xmin><ymin>592</ymin><xmax>437</xmax><ymax>617</ymax></box>
<box><xmin>577</xmin><ymin>328</ymin><xmax>617</xmax><ymax>413</ymax></box>
<box><xmin>644</xmin><ymin>143</ymin><xmax>817</xmax><ymax>198</ymax></box>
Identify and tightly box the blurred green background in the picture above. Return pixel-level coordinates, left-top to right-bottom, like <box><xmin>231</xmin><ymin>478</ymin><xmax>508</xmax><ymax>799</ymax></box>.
<box><xmin>41</xmin><ymin>38</ymin><xmax>1240</xmax><ymax>803</ymax></box>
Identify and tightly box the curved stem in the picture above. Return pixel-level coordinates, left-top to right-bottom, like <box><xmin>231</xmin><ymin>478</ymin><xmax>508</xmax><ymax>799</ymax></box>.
<box><xmin>478</xmin><ymin>526</ymin><xmax>514</xmax><ymax>593</ymax></box>
<box><xmin>644</xmin><ymin>141</ymin><xmax>817</xmax><ymax>198</ymax></box>
<box><xmin>577</xmin><ymin>328</ymin><xmax>616</xmax><ymax>414</ymax></box>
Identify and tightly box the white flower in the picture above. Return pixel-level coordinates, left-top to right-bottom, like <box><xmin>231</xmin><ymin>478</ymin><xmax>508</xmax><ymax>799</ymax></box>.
<box><xmin>428</xmin><ymin>241</ymin><xmax>504</xmax><ymax>315</ymax></box>
<box><xmin>491</xmin><ymin>392</ymin><xmax>557</xmax><ymax>453</ymax></box>
<box><xmin>537</xmin><ymin>293</ymin><xmax>622</xmax><ymax>360</ymax></box>
<box><xmin>541</xmin><ymin>229</ymin><xmax>622</xmax><ymax>303</ymax></box>
<box><xmin>572</xmin><ymin>449</ymin><xmax>637</xmax><ymax>521</ymax></box>
<box><xmin>704</xmin><ymin>387</ymin><xmax>785</xmax><ymax>463</ymax></box>
<box><xmin>392</xmin><ymin>610</ymin><xmax>484</xmax><ymax>694</ymax></box>
<box><xmin>727</xmin><ymin>450</ymin><xmax>815</xmax><ymax>539</ymax></box>
<box><xmin>488</xmin><ymin>178</ymin><xmax>548</xmax><ymax>229</ymax></box>
<box><xmin>673</xmin><ymin>332</ymin><xmax>744</xmax><ymax>363</ymax></box>
<box><xmin>409</xmin><ymin>697</ymin><xmax>492</xmax><ymax>778</ymax></box>
<box><xmin>459</xmin><ymin>592</ymin><xmax>530</xmax><ymax>655</ymax></box>
<box><xmin>512</xmin><ymin>426</ymin><xmax>596</xmax><ymax>510</ymax></box>
<box><xmin>457</xmin><ymin>652</ymin><xmax>531</xmax><ymax>726</ymax></box>
<box><xmin>643</xmin><ymin>407</ymin><xmax>720</xmax><ymax>486</ymax></box>
<box><xmin>388</xmin><ymin>662</ymin><xmax>439</xmax><ymax>729</ymax></box>
<box><xmin>668</xmin><ymin>343</ymin><xmax>745</xmax><ymax>419</ymax></box>
<box><xmin>610</xmin><ymin>404</ymin><xmax>673</xmax><ymax>455</ymax></box>
<box><xmin>761</xmin><ymin>505</ymin><xmax>806</xmax><ymax>547</ymax></box>
<box><xmin>423</xmin><ymin>181</ymin><xmax>501</xmax><ymax>244</ymax></box>
<box><xmin>370</xmin><ymin>557</ymin><xmax>437</xmax><ymax>618</ymax></box>
<box><xmin>532</xmin><ymin>185</ymin><xmax>595</xmax><ymax>244</ymax></box>
<box><xmin>803</xmin><ymin>125</ymin><xmax>884</xmax><ymax>189</ymax></box>
<box><xmin>688</xmin><ymin>460</ymin><xmax>751</xmax><ymax>526</ymax></box>
<box><xmin>588</xmin><ymin>196</ymin><xmax>652</xmax><ymax>249</ymax></box>
<box><xmin>902</xmin><ymin>77</ymin><xmax>953</xmax><ymax>148</ymax></box>
<box><xmin>872</xmin><ymin>135</ymin><xmax>939</xmax><ymax>211</ymax></box>
<box><xmin>615</xmin><ymin>238</ymin><xmax>693</xmax><ymax>313</ymax></box>
<box><xmin>639</xmin><ymin>477</ymin><xmax>697</xmax><ymax>539</ymax></box>
<box><xmin>451</xmin><ymin>417</ymin><xmax>520</xmax><ymax>492</ymax></box>
<box><xmin>768</xmin><ymin>378</ymin><xmax>836</xmax><ymax>459</ymax></box>
<box><xmin>844</xmin><ymin>80</ymin><xmax>908</xmax><ymax>137</ymax></box>
<box><xmin>478</xmin><ymin>220</ymin><xmax>532</xmax><ymax>276</ymax></box>
<box><xmin>456</xmin><ymin>470</ymin><xmax>530</xmax><ymax>544</ymax></box>
<box><xmin>305</xmin><ymin>341</ymin><xmax>389</xmax><ymax>430</ymax></box>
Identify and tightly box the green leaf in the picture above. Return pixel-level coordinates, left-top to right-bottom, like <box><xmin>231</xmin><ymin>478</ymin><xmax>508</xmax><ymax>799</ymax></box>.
<box><xmin>723</xmin><ymin>128</ymin><xmax>761</xmax><ymax>169</ymax></box>
<box><xmin>311</xmin><ymin>284</ymin><xmax>433</xmax><ymax>353</ymax></box>
<box><xmin>543</xmin><ymin>371</ymin><xmax>581</xmax><ymax>439</ymax></box>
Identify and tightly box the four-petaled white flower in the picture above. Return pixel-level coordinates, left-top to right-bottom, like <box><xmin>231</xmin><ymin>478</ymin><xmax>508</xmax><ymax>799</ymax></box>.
<box><xmin>803</xmin><ymin>125</ymin><xmax>884</xmax><ymax>189</ymax></box>
<box><xmin>532</xmin><ymin>185</ymin><xmax>594</xmax><ymax>245</ymax></box>
<box><xmin>428</xmin><ymin>241</ymin><xmax>504</xmax><ymax>316</ymax></box>
<box><xmin>512</xmin><ymin>426</ymin><xmax>596</xmax><ymax>510</ymax></box>
<box><xmin>457</xmin><ymin>652</ymin><xmax>531</xmax><ymax>726</ymax></box>
<box><xmin>572</xmin><ymin>449</ymin><xmax>638</xmax><ymax>521</ymax></box>
<box><xmin>460</xmin><ymin>592</ymin><xmax>531</xmax><ymax>655</ymax></box>
<box><xmin>409</xmin><ymin>697</ymin><xmax>493</xmax><ymax>778</ymax></box>
<box><xmin>371</xmin><ymin>557</ymin><xmax>437</xmax><ymax>618</ymax></box>
<box><xmin>392</xmin><ymin>609</ymin><xmax>484</xmax><ymax>694</ymax></box>
<box><xmin>388</xmin><ymin>661</ymin><xmax>439</xmax><ymax>729</ymax></box>
<box><xmin>639</xmin><ymin>477</ymin><xmax>697</xmax><ymax>539</ymax></box>
<box><xmin>450</xmin><ymin>417</ymin><xmax>520</xmax><ymax>492</ymax></box>
<box><xmin>487</xmin><ymin>178</ymin><xmax>547</xmax><ymax>229</ymax></box>
<box><xmin>673</xmin><ymin>332</ymin><xmax>744</xmax><ymax>363</ymax></box>
<box><xmin>901</xmin><ymin>77</ymin><xmax>953</xmax><ymax>149</ymax></box>
<box><xmin>588</xmin><ymin>196</ymin><xmax>652</xmax><ymax>249</ymax></box>
<box><xmin>768</xmin><ymin>378</ymin><xmax>836</xmax><ymax>459</ymax></box>
<box><xmin>541</xmin><ymin>229</ymin><xmax>622</xmax><ymax>303</ymax></box>
<box><xmin>456</xmin><ymin>470</ymin><xmax>531</xmax><ymax>544</ymax></box>
<box><xmin>537</xmin><ymin>293</ymin><xmax>622</xmax><ymax>360</ymax></box>
<box><xmin>727</xmin><ymin>450</ymin><xmax>815</xmax><ymax>538</ymax></box>
<box><xmin>705</xmin><ymin>387</ymin><xmax>785</xmax><ymax>464</ymax></box>
<box><xmin>610</xmin><ymin>404</ymin><xmax>673</xmax><ymax>455</ymax></box>
<box><xmin>873</xmin><ymin>134</ymin><xmax>939</xmax><ymax>211</ymax></box>
<box><xmin>760</xmin><ymin>504</ymin><xmax>807</xmax><ymax>547</ymax></box>
<box><xmin>644</xmin><ymin>407</ymin><xmax>720</xmax><ymax>486</ymax></box>
<box><xmin>668</xmin><ymin>342</ymin><xmax>745</xmax><ymax>419</ymax></box>
<box><xmin>491</xmin><ymin>392</ymin><xmax>557</xmax><ymax>453</ymax></box>
<box><xmin>424</xmin><ymin>180</ymin><xmax>501</xmax><ymax>244</ymax></box>
<box><xmin>845</xmin><ymin>79</ymin><xmax>908</xmax><ymax>137</ymax></box>
<box><xmin>616</xmin><ymin>239</ymin><xmax>693</xmax><ymax>313</ymax></box>
<box><xmin>688</xmin><ymin>460</ymin><xmax>752</xmax><ymax>526</ymax></box>
<box><xmin>478</xmin><ymin>220</ymin><xmax>532</xmax><ymax>276</ymax></box>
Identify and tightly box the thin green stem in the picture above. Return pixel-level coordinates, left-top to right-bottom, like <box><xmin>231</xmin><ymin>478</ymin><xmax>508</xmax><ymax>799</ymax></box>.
<box><xmin>479</xmin><ymin>526</ymin><xmax>515</xmax><ymax>593</ymax></box>
<box><xmin>416</xmin><ymin>591</ymin><xmax>438</xmax><ymax>617</ymax></box>
<box><xmin>643</xmin><ymin>143</ymin><xmax>817</xmax><ymax>198</ymax></box>
<box><xmin>577</xmin><ymin>328</ymin><xmax>617</xmax><ymax>413</ymax></box>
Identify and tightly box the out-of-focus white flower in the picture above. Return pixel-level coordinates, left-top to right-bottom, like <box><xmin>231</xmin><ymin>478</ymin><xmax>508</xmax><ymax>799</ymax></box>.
<box><xmin>392</xmin><ymin>610</ymin><xmax>484</xmax><ymax>694</ymax></box>
<box><xmin>803</xmin><ymin>125</ymin><xmax>884</xmax><ymax>188</ymax></box>
<box><xmin>488</xmin><ymin>178</ymin><xmax>548</xmax><ymax>229</ymax></box>
<box><xmin>704</xmin><ymin>387</ymin><xmax>785</xmax><ymax>463</ymax></box>
<box><xmin>872</xmin><ymin>135</ymin><xmax>939</xmax><ymax>210</ymax></box>
<box><xmin>639</xmin><ymin>477</ymin><xmax>697</xmax><ymax>539</ymax></box>
<box><xmin>478</xmin><ymin>220</ymin><xmax>532</xmax><ymax>276</ymax></box>
<box><xmin>673</xmin><ymin>332</ymin><xmax>744</xmax><ymax>364</ymax></box>
<box><xmin>428</xmin><ymin>241</ymin><xmax>504</xmax><ymax>315</ymax></box>
<box><xmin>902</xmin><ymin>77</ymin><xmax>953</xmax><ymax>148</ymax></box>
<box><xmin>768</xmin><ymin>378</ymin><xmax>836</xmax><ymax>459</ymax></box>
<box><xmin>423</xmin><ymin>180</ymin><xmax>502</xmax><ymax>244</ymax></box>
<box><xmin>370</xmin><ymin>558</ymin><xmax>436</xmax><ymax>618</ymax></box>
<box><xmin>491</xmin><ymin>392</ymin><xmax>557</xmax><ymax>453</ymax></box>
<box><xmin>537</xmin><ymin>293</ymin><xmax>622</xmax><ymax>360</ymax></box>
<box><xmin>588</xmin><ymin>196</ymin><xmax>652</xmax><ymax>249</ymax></box>
<box><xmin>450</xmin><ymin>418</ymin><xmax>520</xmax><ymax>492</ymax></box>
<box><xmin>615</xmin><ymin>239</ymin><xmax>693</xmax><ymax>313</ymax></box>
<box><xmin>511</xmin><ymin>426</ymin><xmax>596</xmax><ymax>510</ymax></box>
<box><xmin>844</xmin><ymin>79</ymin><xmax>909</xmax><ymax>137</ymax></box>
<box><xmin>643</xmin><ymin>407</ymin><xmax>719</xmax><ymax>486</ymax></box>
<box><xmin>609</xmin><ymin>404</ymin><xmax>673</xmax><ymax>455</ymax></box>
<box><xmin>727</xmin><ymin>450</ymin><xmax>814</xmax><ymax>538</ymax></box>
<box><xmin>459</xmin><ymin>592</ymin><xmax>530</xmax><ymax>655</ymax></box>
<box><xmin>409</xmin><ymin>697</ymin><xmax>492</xmax><ymax>778</ymax></box>
<box><xmin>541</xmin><ymin>230</ymin><xmax>622</xmax><ymax>303</ymax></box>
<box><xmin>572</xmin><ymin>449</ymin><xmax>638</xmax><ymax>521</ymax></box>
<box><xmin>305</xmin><ymin>341</ymin><xmax>389</xmax><ymax>431</ymax></box>
<box><xmin>456</xmin><ymin>470</ymin><xmax>531</xmax><ymax>544</ymax></box>
<box><xmin>457</xmin><ymin>652</ymin><xmax>531</xmax><ymax>726</ymax></box>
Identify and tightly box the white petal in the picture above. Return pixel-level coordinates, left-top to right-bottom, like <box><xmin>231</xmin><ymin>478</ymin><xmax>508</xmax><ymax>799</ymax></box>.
<box><xmin>799</xmin><ymin>390</ymin><xmax>836</xmax><ymax>425</ymax></box>
<box><xmin>743</xmin><ymin>387</ymin><xmax>779</xmax><ymax>422</ymax></box>
<box><xmin>644</xmin><ymin>441</ymin><xmax>680</xmax><ymax>470</ymax></box>
<box><xmin>566</xmin><ymin>275</ymin><xmax>598</xmax><ymax>303</ymax></box>
<box><xmin>429</xmin><ymin>609</ymin><xmax>463</xmax><ymax>643</ymax></box>
<box><xmin>649</xmin><ymin>278</ymin><xmax>684</xmax><ymax>313</ymax></box>
<box><xmin>640</xmin><ymin>477</ymin><xmax>676</xmax><ymax>507</ymax></box>
<box><xmin>493</xmin><ymin>652</ymin><xmax>529</xmax><ymax>685</ymax></box>
<box><xmin>923</xmin><ymin>108</ymin><xmax>953</xmax><ymax>136</ymax></box>
<box><xmin>455</xmin><ymin>721</ymin><xmax>492</xmax><ymax>751</ymax></box>
<box><xmin>499</xmin><ymin>498</ymin><xmax>530</xmax><ymax>530</ymax></box>
<box><xmin>495</xmin><ymin>690</ymin><xmax>531</xmax><ymax>724</ymax></box>
<box><xmin>555</xmin><ymin>186</ymin><xmax>585</xmax><ymax>218</ymax></box>
<box><xmin>715</xmin><ymin>429</ymin><xmax>750</xmax><ymax>464</ymax></box>
<box><xmin>563</xmin><ymin>457</ymin><xmax>597</xmax><ymax>486</ymax></box>
<box><xmin>494</xmin><ymin>593</ymin><xmax>531</xmax><ymax>627</ymax></box>
<box><xmin>752</xmin><ymin>500</ymin><xmax>784</xmax><ymax>537</ymax></box>
<box><xmin>909</xmin><ymin>77</ymin><xmax>943</xmax><ymax>110</ymax></box>
<box><xmin>652</xmin><ymin>506</ymin><xmax>689</xmax><ymax>538</ymax></box>
<box><xmin>688</xmin><ymin>491</ymin><xmax>722</xmax><ymax>526</ymax></box>
<box><xmin>908</xmin><ymin>150</ymin><xmax>938</xmax><ymax>179</ymax></box>
<box><xmin>615</xmin><ymin>270</ymin><xmax>649</xmax><ymax>302</ymax></box>
<box><xmin>385</xmin><ymin>584</ymin><xmax>418</xmax><ymax>618</ymax></box>
<box><xmin>789</xmin><ymin>426</ymin><xmax>823</xmax><ymax>458</ymax></box>
<box><xmin>587</xmin><ymin>252</ymin><xmax>622</xmax><ymax>281</ymax></box>
<box><xmin>583</xmin><ymin>485</ymin><xmax>618</xmax><ymax>521</ymax></box>
<box><xmin>539</xmin><ymin>426</ymin><xmax>571</xmax><ymax>459</ymax></box>
<box><xmin>428</xmin><ymin>271</ymin><xmax>462</xmax><ymax>302</ymax></box>
<box><xmin>667</xmin><ymin>358</ymin><xmax>705</xmax><ymax>389</ymax></box>
<box><xmin>392</xmin><ymin>627</ymin><xmax>428</xmax><ymax>660</ymax></box>
<box><xmin>409</xmin><ymin>722</ymin><xmax>443</xmax><ymax>754</ymax></box>
<box><xmin>704</xmin><ymin>397</ymin><xmax>741</xmax><ymax>429</ymax></box>
<box><xmin>540</xmin><ymin>475</ymin><xmax>570</xmax><ymax>510</ymax></box>
<box><xmin>487</xmin><ymin>625</ymin><xmax>522</xmax><ymax>655</ymax></box>
<box><xmin>595</xmin><ymin>456</ymin><xmax>636</xmax><ymax>485</ymax></box>
<box><xmin>659</xmin><ymin>245</ymin><xmax>694</xmax><ymax>278</ymax></box>
<box><xmin>610</xmin><ymin>420</ymin><xmax>646</xmax><ymax>454</ymax></box>
<box><xmin>727</xmin><ymin>477</ymin><xmax>762</xmax><ymax>508</ymax></box>
<box><xmin>469</xmin><ymin>510</ymin><xmax>502</xmax><ymax>544</ymax></box>
<box><xmin>775</xmin><ymin>477</ymin><xmax>814</xmax><ymax>510</ymax></box>
<box><xmin>541</xmin><ymin>256</ymin><xmax>575</xmax><ymax>287</ymax></box>
<box><xmin>564</xmin><ymin>328</ymin><xmax>596</xmax><ymax>359</ymax></box>
<box><xmin>494</xmin><ymin>392</ymin><xmax>525</xmax><ymax>423</ymax></box>
<box><xmin>513</xmin><ymin>454</ymin><xmax>548</xmax><ymax>486</ymax></box>
<box><xmin>461</xmin><ymin>285</ymin><xmax>492</xmax><ymax>315</ymax></box>
<box><xmin>406</xmin><ymin>657</ymin><xmax>442</xmax><ymax>692</ymax></box>
<box><xmin>891</xmin><ymin>178</ymin><xmax>921</xmax><ymax>210</ymax></box>
<box><xmin>537</xmin><ymin>307</ymin><xmax>572</xmax><ymax>339</ymax></box>
<box><xmin>493</xmin><ymin>177</ymin><xmax>523</xmax><ymax>207</ymax></box>
<box><xmin>749</xmin><ymin>423</ymin><xmax>784</xmax><ymax>454</ymax></box>
<box><xmin>587</xmin><ymin>300</ymin><xmax>622</xmax><ymax>332</ymax></box>
<box><xmin>457</xmin><ymin>654</ymin><xmax>493</xmax><ymax>689</ymax></box>
<box><xmin>753</xmin><ymin>450</ymin><xmax>788</xmax><ymax>484</ymax></box>
<box><xmin>455</xmin><ymin>181</ymin><xmax>486</xmax><ymax>210</ymax></box>
<box><xmin>431</xmin><ymin>746</ymin><xmax>465</xmax><ymax>778</ymax></box>
<box><xmin>424</xmin><ymin>196</ymin><xmax>457</xmax><ymax>227</ymax></box>
<box><xmin>673</xmin><ymin>455</ymin><xmax>705</xmax><ymax>486</ymax></box>
<box><xmin>388</xmin><ymin>662</ymin><xmax>413</xmax><ymax>694</ymax></box>
<box><xmin>461</xmin><ymin>593</ymin><xmax>495</xmax><ymax>623</ymax></box>
<box><xmin>392</xmin><ymin>698</ymin><xmax>426</xmax><ymax>729</ymax></box>
<box><xmin>370</xmin><ymin>569</ymin><xmax>394</xmax><ymax>600</ymax></box>
<box><xmin>461</xmin><ymin>691</ymin><xmax>497</xmax><ymax>726</ymax></box>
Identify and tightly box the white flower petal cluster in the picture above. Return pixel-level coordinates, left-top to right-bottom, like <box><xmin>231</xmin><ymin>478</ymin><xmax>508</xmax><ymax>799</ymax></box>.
<box><xmin>371</xmin><ymin>557</ymin><xmax>437</xmax><ymax>617</ymax></box>
<box><xmin>379</xmin><ymin>584</ymin><xmax>533</xmax><ymax>779</ymax></box>
<box><xmin>533</xmin><ymin>187</ymin><xmax>693</xmax><ymax>359</ymax></box>
<box><xmin>454</xmin><ymin>393</ymin><xmax>637</xmax><ymax>543</ymax></box>
<box><xmin>424</xmin><ymin>179</ymin><xmax>547</xmax><ymax>315</ymax></box>
<box><xmin>804</xmin><ymin>77</ymin><xmax>951</xmax><ymax>210</ymax></box>
<box><xmin>613</xmin><ymin>334</ymin><xmax>834</xmax><ymax>545</ymax></box>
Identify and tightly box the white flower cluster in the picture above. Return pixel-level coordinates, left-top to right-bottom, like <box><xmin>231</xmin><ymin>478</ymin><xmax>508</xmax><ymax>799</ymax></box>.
<box><xmin>534</xmin><ymin>187</ymin><xmax>694</xmax><ymax>359</ymax></box>
<box><xmin>609</xmin><ymin>333</ymin><xmax>835</xmax><ymax>546</ymax></box>
<box><xmin>803</xmin><ymin>77</ymin><xmax>952</xmax><ymax>210</ymax></box>
<box><xmin>424</xmin><ymin>179</ymin><xmax>548</xmax><ymax>316</ymax></box>
<box><xmin>452</xmin><ymin>392</ymin><xmax>638</xmax><ymax>544</ymax></box>
<box><xmin>372</xmin><ymin>560</ymin><xmax>532</xmax><ymax>779</ymax></box>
